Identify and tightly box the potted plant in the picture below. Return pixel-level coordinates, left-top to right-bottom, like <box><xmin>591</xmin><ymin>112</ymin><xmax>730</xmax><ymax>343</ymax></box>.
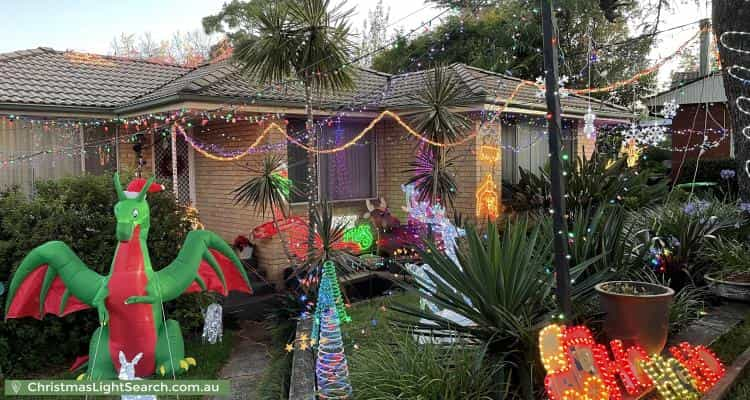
<box><xmin>595</xmin><ymin>281</ymin><xmax>675</xmax><ymax>354</ymax></box>
<box><xmin>705</xmin><ymin>272</ymin><xmax>750</xmax><ymax>301</ymax></box>
<box><xmin>703</xmin><ymin>238</ymin><xmax>750</xmax><ymax>301</ymax></box>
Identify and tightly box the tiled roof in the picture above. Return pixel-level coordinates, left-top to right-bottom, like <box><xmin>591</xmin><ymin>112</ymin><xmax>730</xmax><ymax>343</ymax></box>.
<box><xmin>192</xmin><ymin>62</ymin><xmax>391</xmax><ymax>110</ymax></box>
<box><xmin>0</xmin><ymin>47</ymin><xmax>629</xmax><ymax>118</ymax></box>
<box><xmin>380</xmin><ymin>64</ymin><xmax>628</xmax><ymax>117</ymax></box>
<box><xmin>0</xmin><ymin>48</ymin><xmax>191</xmax><ymax>108</ymax></box>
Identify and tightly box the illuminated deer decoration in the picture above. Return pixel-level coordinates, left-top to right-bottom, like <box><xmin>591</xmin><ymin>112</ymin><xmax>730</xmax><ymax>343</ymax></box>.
<box><xmin>364</xmin><ymin>197</ymin><xmax>421</xmax><ymax>258</ymax></box>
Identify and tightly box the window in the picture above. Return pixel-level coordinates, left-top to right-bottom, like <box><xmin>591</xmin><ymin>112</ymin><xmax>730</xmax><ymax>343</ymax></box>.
<box><xmin>501</xmin><ymin>119</ymin><xmax>576</xmax><ymax>184</ymax></box>
<box><xmin>288</xmin><ymin>119</ymin><xmax>376</xmax><ymax>203</ymax></box>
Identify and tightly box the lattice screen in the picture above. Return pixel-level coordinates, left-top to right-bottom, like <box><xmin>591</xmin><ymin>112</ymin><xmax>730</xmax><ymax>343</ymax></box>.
<box><xmin>154</xmin><ymin>132</ymin><xmax>191</xmax><ymax>205</ymax></box>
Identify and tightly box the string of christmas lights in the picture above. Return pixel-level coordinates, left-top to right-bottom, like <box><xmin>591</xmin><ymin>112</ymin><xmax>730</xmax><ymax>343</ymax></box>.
<box><xmin>313</xmin><ymin>260</ymin><xmax>352</xmax><ymax>399</ymax></box>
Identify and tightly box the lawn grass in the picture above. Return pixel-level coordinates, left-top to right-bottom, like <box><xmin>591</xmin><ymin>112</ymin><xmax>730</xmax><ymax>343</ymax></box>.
<box><xmin>340</xmin><ymin>291</ymin><xmax>418</xmax><ymax>352</ymax></box>
<box><xmin>711</xmin><ymin>315</ymin><xmax>750</xmax><ymax>399</ymax></box>
<box><xmin>1</xmin><ymin>332</ymin><xmax>235</xmax><ymax>399</ymax></box>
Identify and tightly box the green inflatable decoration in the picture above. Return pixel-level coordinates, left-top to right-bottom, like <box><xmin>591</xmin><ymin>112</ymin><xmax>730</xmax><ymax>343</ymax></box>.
<box><xmin>343</xmin><ymin>224</ymin><xmax>374</xmax><ymax>252</ymax></box>
<box><xmin>4</xmin><ymin>173</ymin><xmax>252</xmax><ymax>379</ymax></box>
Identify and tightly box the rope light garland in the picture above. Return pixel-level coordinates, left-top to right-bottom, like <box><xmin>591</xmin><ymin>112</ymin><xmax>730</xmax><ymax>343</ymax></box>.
<box><xmin>719</xmin><ymin>31</ymin><xmax>750</xmax><ymax>178</ymax></box>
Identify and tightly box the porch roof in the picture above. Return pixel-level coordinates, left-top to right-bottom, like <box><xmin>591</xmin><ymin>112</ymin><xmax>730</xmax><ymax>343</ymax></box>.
<box><xmin>0</xmin><ymin>47</ymin><xmax>630</xmax><ymax>119</ymax></box>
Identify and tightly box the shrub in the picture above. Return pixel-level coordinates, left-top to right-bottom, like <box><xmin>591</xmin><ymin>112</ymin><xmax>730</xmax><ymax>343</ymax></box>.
<box><xmin>0</xmin><ymin>174</ymin><xmax>204</xmax><ymax>377</ymax></box>
<box><xmin>349</xmin><ymin>331</ymin><xmax>505</xmax><ymax>400</ymax></box>
<box><xmin>510</xmin><ymin>151</ymin><xmax>668</xmax><ymax>211</ymax></box>
<box><xmin>629</xmin><ymin>199</ymin><xmax>746</xmax><ymax>288</ymax></box>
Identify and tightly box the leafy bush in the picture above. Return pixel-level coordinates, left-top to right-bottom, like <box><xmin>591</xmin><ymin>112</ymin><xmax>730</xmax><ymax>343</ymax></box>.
<box><xmin>701</xmin><ymin>237</ymin><xmax>750</xmax><ymax>274</ymax></box>
<box><xmin>349</xmin><ymin>331</ymin><xmax>505</xmax><ymax>400</ymax></box>
<box><xmin>0</xmin><ymin>174</ymin><xmax>205</xmax><ymax>377</ymax></box>
<box><xmin>629</xmin><ymin>199</ymin><xmax>746</xmax><ymax>288</ymax></box>
<box><xmin>537</xmin><ymin>205</ymin><xmax>640</xmax><ymax>300</ymax></box>
<box><xmin>510</xmin><ymin>151</ymin><xmax>668</xmax><ymax>211</ymax></box>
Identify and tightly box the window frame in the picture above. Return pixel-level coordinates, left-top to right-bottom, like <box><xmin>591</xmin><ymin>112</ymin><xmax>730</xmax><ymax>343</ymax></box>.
<box><xmin>288</xmin><ymin>120</ymin><xmax>378</xmax><ymax>205</ymax></box>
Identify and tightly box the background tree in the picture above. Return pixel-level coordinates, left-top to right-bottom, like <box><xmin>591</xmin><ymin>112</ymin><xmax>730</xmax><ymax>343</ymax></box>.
<box><xmin>109</xmin><ymin>30</ymin><xmax>216</xmax><ymax>66</ymax></box>
<box><xmin>229</xmin><ymin>0</ymin><xmax>355</xmax><ymax>264</ymax></box>
<box><xmin>355</xmin><ymin>0</ymin><xmax>390</xmax><ymax>67</ymax></box>
<box><xmin>202</xmin><ymin>0</ymin><xmax>278</xmax><ymax>43</ymax></box>
<box><xmin>713</xmin><ymin>0</ymin><xmax>750</xmax><ymax>201</ymax></box>
<box><xmin>372</xmin><ymin>0</ymin><xmax>656</xmax><ymax>105</ymax></box>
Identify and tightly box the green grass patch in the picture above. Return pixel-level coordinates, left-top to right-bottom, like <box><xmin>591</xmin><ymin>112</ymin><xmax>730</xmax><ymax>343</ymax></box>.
<box><xmin>342</xmin><ymin>292</ymin><xmax>505</xmax><ymax>399</ymax></box>
<box><xmin>340</xmin><ymin>292</ymin><xmax>418</xmax><ymax>351</ymax></box>
<box><xmin>712</xmin><ymin>314</ymin><xmax>750</xmax><ymax>399</ymax></box>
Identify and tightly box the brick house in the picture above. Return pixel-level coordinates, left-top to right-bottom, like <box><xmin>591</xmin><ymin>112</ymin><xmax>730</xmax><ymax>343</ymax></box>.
<box><xmin>0</xmin><ymin>48</ymin><xmax>630</xmax><ymax>284</ymax></box>
<box><xmin>645</xmin><ymin>72</ymin><xmax>732</xmax><ymax>172</ymax></box>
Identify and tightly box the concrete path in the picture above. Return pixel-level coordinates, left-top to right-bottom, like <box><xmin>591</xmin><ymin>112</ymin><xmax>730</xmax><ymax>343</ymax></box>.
<box><xmin>668</xmin><ymin>300</ymin><xmax>750</xmax><ymax>346</ymax></box>
<box><xmin>209</xmin><ymin>320</ymin><xmax>272</xmax><ymax>400</ymax></box>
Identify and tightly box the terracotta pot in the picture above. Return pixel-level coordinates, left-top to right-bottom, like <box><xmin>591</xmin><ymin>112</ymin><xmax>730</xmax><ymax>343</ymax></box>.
<box><xmin>705</xmin><ymin>272</ymin><xmax>750</xmax><ymax>302</ymax></box>
<box><xmin>595</xmin><ymin>281</ymin><xmax>674</xmax><ymax>354</ymax></box>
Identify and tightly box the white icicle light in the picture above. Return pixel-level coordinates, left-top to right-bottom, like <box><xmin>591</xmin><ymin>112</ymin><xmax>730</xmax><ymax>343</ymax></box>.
<box><xmin>583</xmin><ymin>107</ymin><xmax>596</xmax><ymax>139</ymax></box>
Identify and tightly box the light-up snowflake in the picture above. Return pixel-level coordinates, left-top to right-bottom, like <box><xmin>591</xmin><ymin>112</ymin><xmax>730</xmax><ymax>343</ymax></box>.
<box><xmin>661</xmin><ymin>99</ymin><xmax>679</xmax><ymax>119</ymax></box>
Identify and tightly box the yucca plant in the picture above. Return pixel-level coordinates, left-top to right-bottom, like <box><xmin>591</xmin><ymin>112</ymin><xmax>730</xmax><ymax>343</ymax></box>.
<box><xmin>405</xmin><ymin>65</ymin><xmax>473</xmax><ymax>209</ymax></box>
<box><xmin>537</xmin><ymin>204</ymin><xmax>636</xmax><ymax>300</ymax></box>
<box><xmin>234</xmin><ymin>0</ymin><xmax>355</xmax><ymax>262</ymax></box>
<box><xmin>392</xmin><ymin>219</ymin><xmax>554</xmax><ymax>398</ymax></box>
<box><xmin>307</xmin><ymin>200</ymin><xmax>360</xmax><ymax>273</ymax></box>
<box><xmin>232</xmin><ymin>154</ymin><xmax>297</xmax><ymax>262</ymax></box>
<box><xmin>404</xmin><ymin>147</ymin><xmax>459</xmax><ymax>208</ymax></box>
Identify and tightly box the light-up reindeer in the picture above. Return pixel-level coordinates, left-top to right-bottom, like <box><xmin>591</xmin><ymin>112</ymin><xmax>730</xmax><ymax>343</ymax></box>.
<box><xmin>363</xmin><ymin>197</ymin><xmax>422</xmax><ymax>258</ymax></box>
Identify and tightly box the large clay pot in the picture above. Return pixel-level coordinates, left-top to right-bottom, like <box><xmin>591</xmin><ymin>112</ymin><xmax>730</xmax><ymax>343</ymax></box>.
<box><xmin>595</xmin><ymin>281</ymin><xmax>674</xmax><ymax>355</ymax></box>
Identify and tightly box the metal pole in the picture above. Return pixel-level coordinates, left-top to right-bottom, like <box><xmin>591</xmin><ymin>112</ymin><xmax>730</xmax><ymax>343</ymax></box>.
<box><xmin>541</xmin><ymin>0</ymin><xmax>572</xmax><ymax>319</ymax></box>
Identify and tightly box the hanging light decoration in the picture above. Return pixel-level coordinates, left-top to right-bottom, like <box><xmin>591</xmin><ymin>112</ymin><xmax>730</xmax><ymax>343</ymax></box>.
<box><xmin>583</xmin><ymin>107</ymin><xmax>597</xmax><ymax>139</ymax></box>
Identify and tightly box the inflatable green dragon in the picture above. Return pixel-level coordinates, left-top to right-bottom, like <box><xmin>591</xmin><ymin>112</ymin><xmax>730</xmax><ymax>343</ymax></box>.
<box><xmin>4</xmin><ymin>173</ymin><xmax>252</xmax><ymax>379</ymax></box>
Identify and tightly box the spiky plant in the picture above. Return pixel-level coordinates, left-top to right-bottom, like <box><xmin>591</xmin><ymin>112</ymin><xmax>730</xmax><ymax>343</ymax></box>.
<box><xmin>232</xmin><ymin>154</ymin><xmax>297</xmax><ymax>262</ymax></box>
<box><xmin>392</xmin><ymin>219</ymin><xmax>552</xmax><ymax>398</ymax></box>
<box><xmin>308</xmin><ymin>200</ymin><xmax>359</xmax><ymax>272</ymax></box>
<box><xmin>233</xmin><ymin>0</ymin><xmax>355</xmax><ymax>263</ymax></box>
<box><xmin>404</xmin><ymin>147</ymin><xmax>458</xmax><ymax>208</ymax></box>
<box><xmin>392</xmin><ymin>218</ymin><xmax>605</xmax><ymax>398</ymax></box>
<box><xmin>405</xmin><ymin>65</ymin><xmax>473</xmax><ymax>209</ymax></box>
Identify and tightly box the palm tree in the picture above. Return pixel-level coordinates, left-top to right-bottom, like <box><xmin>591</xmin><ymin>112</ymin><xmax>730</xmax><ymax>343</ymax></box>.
<box><xmin>405</xmin><ymin>65</ymin><xmax>473</xmax><ymax>209</ymax></box>
<box><xmin>232</xmin><ymin>154</ymin><xmax>297</xmax><ymax>263</ymax></box>
<box><xmin>233</xmin><ymin>0</ymin><xmax>355</xmax><ymax>264</ymax></box>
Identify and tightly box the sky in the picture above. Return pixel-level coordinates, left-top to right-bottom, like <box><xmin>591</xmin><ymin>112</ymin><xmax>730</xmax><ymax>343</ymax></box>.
<box><xmin>0</xmin><ymin>0</ymin><xmax>712</xmax><ymax>86</ymax></box>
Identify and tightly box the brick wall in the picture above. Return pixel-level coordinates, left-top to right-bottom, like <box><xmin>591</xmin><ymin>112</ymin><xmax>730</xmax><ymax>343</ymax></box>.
<box><xmin>115</xmin><ymin>114</ymin><xmax>505</xmax><ymax>286</ymax></box>
<box><xmin>116</xmin><ymin>126</ymin><xmax>154</xmax><ymax>175</ymax></box>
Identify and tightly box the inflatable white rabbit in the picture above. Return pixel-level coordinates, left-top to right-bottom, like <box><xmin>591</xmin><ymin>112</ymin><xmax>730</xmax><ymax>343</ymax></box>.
<box><xmin>118</xmin><ymin>351</ymin><xmax>157</xmax><ymax>400</ymax></box>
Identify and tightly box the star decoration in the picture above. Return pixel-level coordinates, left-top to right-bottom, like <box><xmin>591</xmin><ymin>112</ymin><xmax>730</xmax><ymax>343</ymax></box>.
<box><xmin>285</xmin><ymin>343</ymin><xmax>294</xmax><ymax>353</ymax></box>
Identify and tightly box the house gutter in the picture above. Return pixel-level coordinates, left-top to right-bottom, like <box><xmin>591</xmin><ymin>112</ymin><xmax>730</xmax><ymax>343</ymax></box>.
<box><xmin>482</xmin><ymin>96</ymin><xmax>631</xmax><ymax>121</ymax></box>
<box><xmin>114</xmin><ymin>94</ymin><xmax>382</xmax><ymax>119</ymax></box>
<box><xmin>0</xmin><ymin>103</ymin><xmax>115</xmax><ymax>119</ymax></box>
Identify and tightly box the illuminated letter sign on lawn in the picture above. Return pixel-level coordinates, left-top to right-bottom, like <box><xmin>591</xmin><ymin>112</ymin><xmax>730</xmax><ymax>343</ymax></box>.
<box><xmin>539</xmin><ymin>324</ymin><xmax>725</xmax><ymax>400</ymax></box>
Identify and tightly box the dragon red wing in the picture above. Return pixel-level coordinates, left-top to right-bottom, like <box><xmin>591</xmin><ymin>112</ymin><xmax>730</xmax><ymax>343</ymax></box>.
<box><xmin>184</xmin><ymin>249</ymin><xmax>252</xmax><ymax>296</ymax></box>
<box><xmin>6</xmin><ymin>265</ymin><xmax>90</xmax><ymax>319</ymax></box>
